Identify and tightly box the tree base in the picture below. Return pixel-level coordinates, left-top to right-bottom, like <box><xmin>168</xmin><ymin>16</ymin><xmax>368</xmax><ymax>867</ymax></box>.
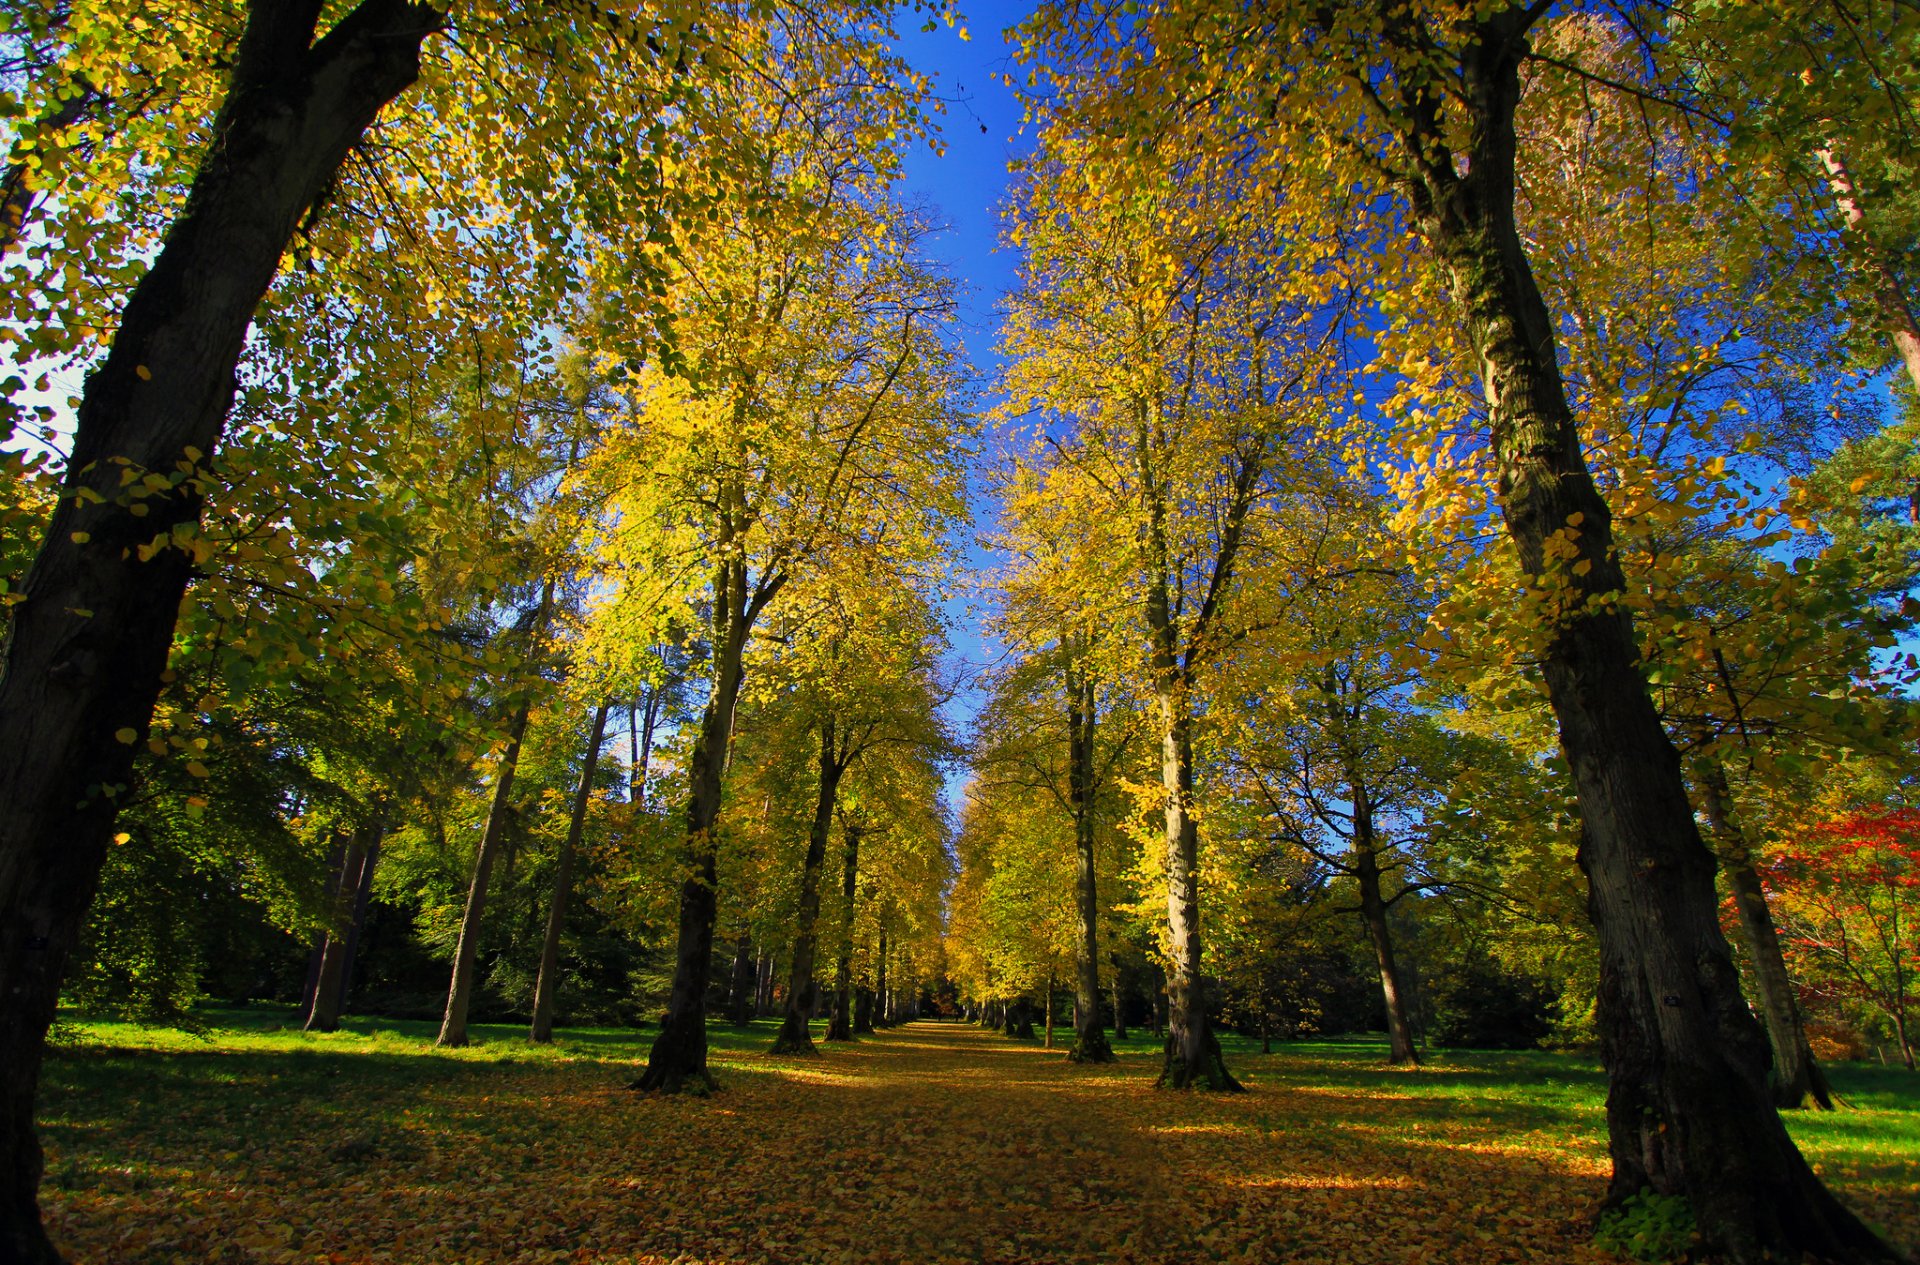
<box><xmin>631</xmin><ymin>1010</ymin><xmax>717</xmax><ymax>1094</ymax></box>
<box><xmin>1156</xmin><ymin>1028</ymin><xmax>1243</xmax><ymax>1092</ymax></box>
<box><xmin>768</xmin><ymin>1013</ymin><xmax>818</xmax><ymax>1057</ymax></box>
<box><xmin>1067</xmin><ymin>1026</ymin><xmax>1116</xmax><ymax>1064</ymax></box>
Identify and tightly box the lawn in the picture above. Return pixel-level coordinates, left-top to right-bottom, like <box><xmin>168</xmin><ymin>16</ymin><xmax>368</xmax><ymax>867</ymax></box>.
<box><xmin>35</xmin><ymin>1012</ymin><xmax>1919</xmax><ymax>1264</ymax></box>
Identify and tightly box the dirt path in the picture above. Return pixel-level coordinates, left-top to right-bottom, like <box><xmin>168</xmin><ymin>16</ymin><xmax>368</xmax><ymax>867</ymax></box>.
<box><xmin>46</xmin><ymin>1019</ymin><xmax>1646</xmax><ymax>1265</ymax></box>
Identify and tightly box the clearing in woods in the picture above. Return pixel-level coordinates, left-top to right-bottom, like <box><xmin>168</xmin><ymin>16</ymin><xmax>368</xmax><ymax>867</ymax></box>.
<box><xmin>39</xmin><ymin>1016</ymin><xmax>1920</xmax><ymax>1264</ymax></box>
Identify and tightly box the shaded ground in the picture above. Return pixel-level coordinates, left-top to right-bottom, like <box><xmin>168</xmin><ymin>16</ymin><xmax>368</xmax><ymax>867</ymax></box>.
<box><xmin>38</xmin><ymin>1016</ymin><xmax>1920</xmax><ymax>1264</ymax></box>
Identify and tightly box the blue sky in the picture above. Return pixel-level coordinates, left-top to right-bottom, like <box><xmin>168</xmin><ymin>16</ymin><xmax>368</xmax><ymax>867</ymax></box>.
<box><xmin>886</xmin><ymin>1</ymin><xmax>1037</xmax><ymax>799</ymax></box>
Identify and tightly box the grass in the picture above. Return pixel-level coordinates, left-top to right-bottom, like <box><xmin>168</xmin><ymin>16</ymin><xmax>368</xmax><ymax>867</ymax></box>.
<box><xmin>34</xmin><ymin>1009</ymin><xmax>1920</xmax><ymax>1264</ymax></box>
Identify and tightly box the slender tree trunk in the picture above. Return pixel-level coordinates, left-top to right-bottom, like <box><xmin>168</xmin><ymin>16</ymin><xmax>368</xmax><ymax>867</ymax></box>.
<box><xmin>825</xmin><ymin>823</ymin><xmax>862</xmax><ymax>1043</ymax></box>
<box><xmin>1817</xmin><ymin>145</ymin><xmax>1920</xmax><ymax>393</ymax></box>
<box><xmin>771</xmin><ymin>719</ymin><xmax>846</xmax><ymax>1056</ymax></box>
<box><xmin>439</xmin><ymin>699</ymin><xmax>533</xmax><ymax>1047</ymax></box>
<box><xmin>1695</xmin><ymin>759</ymin><xmax>1832</xmax><ymax>1109</ymax></box>
<box><xmin>855</xmin><ymin>986</ymin><xmax>874</xmax><ymax>1034</ymax></box>
<box><xmin>630</xmin><ymin>686</ymin><xmax>660</xmax><ymax>807</ymax></box>
<box><xmin>727</xmin><ymin>934</ymin><xmax>755</xmax><ymax>1026</ymax></box>
<box><xmin>1111</xmin><ymin>958</ymin><xmax>1128</xmax><ymax>1041</ymax></box>
<box><xmin>1349</xmin><ymin>784</ymin><xmax>1417</xmax><ymax>1065</ymax></box>
<box><xmin>635</xmin><ymin>551</ymin><xmax>772</xmax><ymax>1093</ymax></box>
<box><xmin>530</xmin><ymin>701</ymin><xmax>610</xmax><ymax>1043</ymax></box>
<box><xmin>873</xmin><ymin>926</ymin><xmax>890</xmax><ymax>1028</ymax></box>
<box><xmin>0</xmin><ymin>5</ymin><xmax>442</xmax><ymax>1254</ymax></box>
<box><xmin>756</xmin><ymin>947</ymin><xmax>774</xmax><ymax>1017</ymax></box>
<box><xmin>308</xmin><ymin>821</ymin><xmax>380</xmax><ymax>1033</ymax></box>
<box><xmin>333</xmin><ymin>834</ymin><xmax>381</xmax><ymax>1017</ymax></box>
<box><xmin>297</xmin><ymin>835</ymin><xmax>349</xmax><ymax>1025</ymax></box>
<box><xmin>1044</xmin><ymin>969</ymin><xmax>1056</xmax><ymax>1049</ymax></box>
<box><xmin>1066</xmin><ymin>657</ymin><xmax>1115</xmax><ymax>1063</ymax></box>
<box><xmin>1389</xmin><ymin>20</ymin><xmax>1893</xmax><ymax>1258</ymax></box>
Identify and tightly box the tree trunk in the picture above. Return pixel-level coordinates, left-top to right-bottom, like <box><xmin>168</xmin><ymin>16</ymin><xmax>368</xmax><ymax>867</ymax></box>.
<box><xmin>1694</xmin><ymin>759</ymin><xmax>1832</xmax><ymax>1109</ymax></box>
<box><xmin>1007</xmin><ymin>999</ymin><xmax>1035</xmax><ymax>1040</ymax></box>
<box><xmin>530</xmin><ymin>700</ymin><xmax>610</xmax><ymax>1044</ymax></box>
<box><xmin>0</xmin><ymin>3</ymin><xmax>442</xmax><ymax>1253</ymax></box>
<box><xmin>854</xmin><ymin>987</ymin><xmax>874</xmax><ymax>1034</ymax></box>
<box><xmin>1152</xmin><ymin>695</ymin><xmax>1239</xmax><ymax>1090</ymax></box>
<box><xmin>308</xmin><ymin>820</ymin><xmax>380</xmax><ymax>1033</ymax></box>
<box><xmin>635</xmin><ymin>551</ymin><xmax>770</xmax><ymax>1093</ymax></box>
<box><xmin>727</xmin><ymin>933</ymin><xmax>755</xmax><ymax>1026</ymax></box>
<box><xmin>1817</xmin><ymin>145</ymin><xmax>1920</xmax><ymax>393</ymax></box>
<box><xmin>771</xmin><ymin>719</ymin><xmax>846</xmax><ymax>1056</ymax></box>
<box><xmin>296</xmin><ymin>835</ymin><xmax>349</xmax><ymax>1025</ymax></box>
<box><xmin>825</xmin><ymin>822</ymin><xmax>862</xmax><ymax>1043</ymax></box>
<box><xmin>1044</xmin><ymin>970</ymin><xmax>1056</xmax><ymax>1050</ymax></box>
<box><xmin>873</xmin><ymin>926</ymin><xmax>890</xmax><ymax>1028</ymax></box>
<box><xmin>1066</xmin><ymin>657</ymin><xmax>1115</xmax><ymax>1063</ymax></box>
<box><xmin>332</xmin><ymin>834</ymin><xmax>382</xmax><ymax>1018</ymax></box>
<box><xmin>756</xmin><ymin>947</ymin><xmax>775</xmax><ymax>1017</ymax></box>
<box><xmin>1111</xmin><ymin>957</ymin><xmax>1128</xmax><ymax>1042</ymax></box>
<box><xmin>1351</xmin><ymin>786</ymin><xmax>1418</xmax><ymax>1065</ymax></box>
<box><xmin>1391</xmin><ymin>18</ymin><xmax>1892</xmax><ymax>1258</ymax></box>
<box><xmin>439</xmin><ymin>698</ymin><xmax>533</xmax><ymax>1047</ymax></box>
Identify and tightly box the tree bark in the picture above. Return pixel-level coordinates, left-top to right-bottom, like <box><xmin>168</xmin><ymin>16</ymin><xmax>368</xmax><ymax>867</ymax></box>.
<box><xmin>296</xmin><ymin>834</ymin><xmax>349</xmax><ymax>1025</ymax></box>
<box><xmin>1384</xmin><ymin>15</ymin><xmax>1892</xmax><ymax>1258</ymax></box>
<box><xmin>873</xmin><ymin>925</ymin><xmax>890</xmax><ymax>1027</ymax></box>
<box><xmin>438</xmin><ymin>698</ymin><xmax>533</xmax><ymax>1047</ymax></box>
<box><xmin>1066</xmin><ymin>657</ymin><xmax>1115</xmax><ymax>1063</ymax></box>
<box><xmin>308</xmin><ymin>820</ymin><xmax>380</xmax><ymax>1033</ymax></box>
<box><xmin>0</xmin><ymin>3</ymin><xmax>441</xmax><ymax>1256</ymax></box>
<box><xmin>530</xmin><ymin>700</ymin><xmax>610</xmax><ymax>1044</ymax></box>
<box><xmin>770</xmin><ymin>719</ymin><xmax>847</xmax><ymax>1056</ymax></box>
<box><xmin>1817</xmin><ymin>145</ymin><xmax>1920</xmax><ymax>393</ymax></box>
<box><xmin>1694</xmin><ymin>759</ymin><xmax>1833</xmax><ymax>1109</ymax></box>
<box><xmin>635</xmin><ymin>548</ymin><xmax>773</xmax><ymax>1093</ymax></box>
<box><xmin>1110</xmin><ymin>957</ymin><xmax>1128</xmax><ymax>1041</ymax></box>
<box><xmin>1350</xmin><ymin>785</ymin><xmax>1417</xmax><ymax>1065</ymax></box>
<box><xmin>332</xmin><ymin>834</ymin><xmax>381</xmax><ymax>1018</ymax></box>
<box><xmin>727</xmin><ymin>933</ymin><xmax>755</xmax><ymax>1026</ymax></box>
<box><xmin>825</xmin><ymin>822</ymin><xmax>862</xmax><ymax>1043</ymax></box>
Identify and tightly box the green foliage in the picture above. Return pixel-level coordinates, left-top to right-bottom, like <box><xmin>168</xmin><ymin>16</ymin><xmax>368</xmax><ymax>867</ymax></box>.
<box><xmin>1428</xmin><ymin>958</ymin><xmax>1560</xmax><ymax>1052</ymax></box>
<box><xmin>1594</xmin><ymin>1190</ymin><xmax>1698</xmax><ymax>1264</ymax></box>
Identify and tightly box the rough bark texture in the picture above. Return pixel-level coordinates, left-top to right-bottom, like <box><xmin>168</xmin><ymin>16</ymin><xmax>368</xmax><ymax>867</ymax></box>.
<box><xmin>771</xmin><ymin>720</ymin><xmax>847</xmax><ymax>1057</ymax></box>
<box><xmin>825</xmin><ymin>822</ymin><xmax>862</xmax><ymax>1043</ymax></box>
<box><xmin>439</xmin><ymin>700</ymin><xmax>532</xmax><ymax>1047</ymax></box>
<box><xmin>530</xmin><ymin>701</ymin><xmax>610</xmax><ymax>1044</ymax></box>
<box><xmin>1387</xmin><ymin>14</ymin><xmax>1893</xmax><ymax>1258</ymax></box>
<box><xmin>0</xmin><ymin>3</ymin><xmax>440</xmax><ymax>1256</ymax></box>
<box><xmin>1695</xmin><ymin>760</ymin><xmax>1833</xmax><ymax>1110</ymax></box>
<box><xmin>1066</xmin><ymin>659</ymin><xmax>1115</xmax><ymax>1064</ymax></box>
<box><xmin>635</xmin><ymin>551</ymin><xmax>772</xmax><ymax>1094</ymax></box>
<box><xmin>307</xmin><ymin>821</ymin><xmax>380</xmax><ymax>1033</ymax></box>
<box><xmin>1351</xmin><ymin>788</ymin><xmax>1418</xmax><ymax>1065</ymax></box>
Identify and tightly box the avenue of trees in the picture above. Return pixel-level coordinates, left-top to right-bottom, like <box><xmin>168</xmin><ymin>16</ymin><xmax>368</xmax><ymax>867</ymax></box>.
<box><xmin>0</xmin><ymin>0</ymin><xmax>1915</xmax><ymax>1263</ymax></box>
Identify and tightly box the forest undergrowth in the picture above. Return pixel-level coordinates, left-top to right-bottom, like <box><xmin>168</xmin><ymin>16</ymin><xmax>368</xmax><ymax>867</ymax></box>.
<box><xmin>38</xmin><ymin>1016</ymin><xmax>1919</xmax><ymax>1265</ymax></box>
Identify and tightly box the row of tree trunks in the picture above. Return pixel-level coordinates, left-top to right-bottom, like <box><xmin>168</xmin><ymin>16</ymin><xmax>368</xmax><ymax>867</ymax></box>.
<box><xmin>0</xmin><ymin>4</ymin><xmax>445</xmax><ymax>1256</ymax></box>
<box><xmin>530</xmin><ymin>701</ymin><xmax>611</xmax><ymax>1044</ymax></box>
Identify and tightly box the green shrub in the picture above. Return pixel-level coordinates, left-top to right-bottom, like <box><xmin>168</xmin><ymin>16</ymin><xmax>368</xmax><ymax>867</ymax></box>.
<box><xmin>1594</xmin><ymin>1189</ymin><xmax>1696</xmax><ymax>1263</ymax></box>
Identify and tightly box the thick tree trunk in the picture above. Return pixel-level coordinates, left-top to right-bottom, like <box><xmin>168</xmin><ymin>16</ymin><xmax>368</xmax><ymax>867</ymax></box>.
<box><xmin>308</xmin><ymin>820</ymin><xmax>380</xmax><ymax>1033</ymax></box>
<box><xmin>771</xmin><ymin>719</ymin><xmax>846</xmax><ymax>1056</ymax></box>
<box><xmin>439</xmin><ymin>699</ymin><xmax>533</xmax><ymax>1047</ymax></box>
<box><xmin>1066</xmin><ymin>659</ymin><xmax>1115</xmax><ymax>1063</ymax></box>
<box><xmin>1392</xmin><ymin>19</ymin><xmax>1894</xmax><ymax>1259</ymax></box>
<box><xmin>825</xmin><ymin>823</ymin><xmax>862</xmax><ymax>1043</ymax></box>
<box><xmin>1694</xmin><ymin>759</ymin><xmax>1833</xmax><ymax>1109</ymax></box>
<box><xmin>727</xmin><ymin>934</ymin><xmax>755</xmax><ymax>1026</ymax></box>
<box><xmin>855</xmin><ymin>987</ymin><xmax>874</xmax><ymax>1033</ymax></box>
<box><xmin>1350</xmin><ymin>785</ymin><xmax>1417</xmax><ymax>1065</ymax></box>
<box><xmin>530</xmin><ymin>701</ymin><xmax>610</xmax><ymax>1044</ymax></box>
<box><xmin>0</xmin><ymin>4</ymin><xmax>439</xmax><ymax>1254</ymax></box>
<box><xmin>1007</xmin><ymin>999</ymin><xmax>1035</xmax><ymax>1040</ymax></box>
<box><xmin>635</xmin><ymin>553</ymin><xmax>768</xmax><ymax>1094</ymax></box>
